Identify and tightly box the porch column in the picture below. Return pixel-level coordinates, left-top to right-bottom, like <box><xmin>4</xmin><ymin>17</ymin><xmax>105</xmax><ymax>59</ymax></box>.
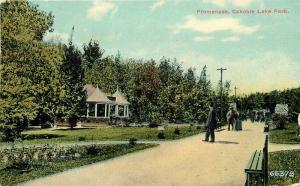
<box><xmin>104</xmin><ymin>104</ymin><xmax>107</xmax><ymax>118</ymax></box>
<box><xmin>108</xmin><ymin>104</ymin><xmax>111</xmax><ymax>118</ymax></box>
<box><xmin>95</xmin><ymin>104</ymin><xmax>97</xmax><ymax>118</ymax></box>
<box><xmin>127</xmin><ymin>105</ymin><xmax>129</xmax><ymax>117</ymax></box>
<box><xmin>123</xmin><ymin>105</ymin><xmax>126</xmax><ymax>117</ymax></box>
<box><xmin>86</xmin><ymin>104</ymin><xmax>89</xmax><ymax>118</ymax></box>
<box><xmin>115</xmin><ymin>105</ymin><xmax>119</xmax><ymax>116</ymax></box>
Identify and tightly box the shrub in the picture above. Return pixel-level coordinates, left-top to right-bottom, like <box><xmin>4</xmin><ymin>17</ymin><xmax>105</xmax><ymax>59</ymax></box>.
<box><xmin>41</xmin><ymin>121</ymin><xmax>53</xmax><ymax>128</ymax></box>
<box><xmin>65</xmin><ymin>148</ymin><xmax>76</xmax><ymax>160</ymax></box>
<box><xmin>148</xmin><ymin>121</ymin><xmax>159</xmax><ymax>128</ymax></box>
<box><xmin>129</xmin><ymin>138</ymin><xmax>137</xmax><ymax>145</ymax></box>
<box><xmin>272</xmin><ymin>113</ymin><xmax>289</xmax><ymax>129</ymax></box>
<box><xmin>157</xmin><ymin>131</ymin><xmax>165</xmax><ymax>139</ymax></box>
<box><xmin>174</xmin><ymin>128</ymin><xmax>180</xmax><ymax>135</ymax></box>
<box><xmin>86</xmin><ymin>145</ymin><xmax>99</xmax><ymax>156</ymax></box>
<box><xmin>6</xmin><ymin>149</ymin><xmax>31</xmax><ymax>170</ymax></box>
<box><xmin>78</xmin><ymin>136</ymin><xmax>86</xmax><ymax>141</ymax></box>
<box><xmin>196</xmin><ymin>125</ymin><xmax>201</xmax><ymax>130</ymax></box>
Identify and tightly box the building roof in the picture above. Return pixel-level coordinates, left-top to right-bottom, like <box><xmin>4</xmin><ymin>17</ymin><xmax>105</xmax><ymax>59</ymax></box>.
<box><xmin>86</xmin><ymin>87</ymin><xmax>113</xmax><ymax>104</ymax></box>
<box><xmin>83</xmin><ymin>84</ymin><xmax>96</xmax><ymax>97</ymax></box>
<box><xmin>84</xmin><ymin>84</ymin><xmax>129</xmax><ymax>105</ymax></box>
<box><xmin>112</xmin><ymin>88</ymin><xmax>130</xmax><ymax>105</ymax></box>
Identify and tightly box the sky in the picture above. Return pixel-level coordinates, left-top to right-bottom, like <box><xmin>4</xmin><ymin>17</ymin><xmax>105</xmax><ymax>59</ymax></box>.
<box><xmin>32</xmin><ymin>0</ymin><xmax>300</xmax><ymax>95</ymax></box>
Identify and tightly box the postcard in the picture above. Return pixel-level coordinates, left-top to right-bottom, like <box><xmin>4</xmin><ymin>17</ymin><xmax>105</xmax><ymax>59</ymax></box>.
<box><xmin>0</xmin><ymin>0</ymin><xmax>299</xmax><ymax>185</ymax></box>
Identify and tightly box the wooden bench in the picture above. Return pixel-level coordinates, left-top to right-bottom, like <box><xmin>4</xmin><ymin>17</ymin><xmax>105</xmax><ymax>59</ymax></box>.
<box><xmin>245</xmin><ymin>135</ymin><xmax>268</xmax><ymax>186</ymax></box>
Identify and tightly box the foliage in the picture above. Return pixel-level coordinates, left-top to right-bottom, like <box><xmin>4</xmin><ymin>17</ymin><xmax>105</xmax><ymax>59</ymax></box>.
<box><xmin>272</xmin><ymin>113</ymin><xmax>289</xmax><ymax>129</ymax></box>
<box><xmin>128</xmin><ymin>138</ymin><xmax>137</xmax><ymax>145</ymax></box>
<box><xmin>82</xmin><ymin>39</ymin><xmax>104</xmax><ymax>69</ymax></box>
<box><xmin>237</xmin><ymin>88</ymin><xmax>300</xmax><ymax>120</ymax></box>
<box><xmin>174</xmin><ymin>128</ymin><xmax>180</xmax><ymax>135</ymax></box>
<box><xmin>157</xmin><ymin>131</ymin><xmax>165</xmax><ymax>139</ymax></box>
<box><xmin>60</xmin><ymin>34</ymin><xmax>86</xmax><ymax>129</ymax></box>
<box><xmin>0</xmin><ymin>143</ymin><xmax>157</xmax><ymax>186</ymax></box>
<box><xmin>0</xmin><ymin>0</ymin><xmax>63</xmax><ymax>141</ymax></box>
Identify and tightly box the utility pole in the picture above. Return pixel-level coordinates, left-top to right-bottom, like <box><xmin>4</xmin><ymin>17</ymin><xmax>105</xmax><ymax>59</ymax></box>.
<box><xmin>217</xmin><ymin>67</ymin><xmax>227</xmax><ymax>121</ymax></box>
<box><xmin>69</xmin><ymin>26</ymin><xmax>74</xmax><ymax>45</ymax></box>
<box><xmin>234</xmin><ymin>86</ymin><xmax>238</xmax><ymax>99</ymax></box>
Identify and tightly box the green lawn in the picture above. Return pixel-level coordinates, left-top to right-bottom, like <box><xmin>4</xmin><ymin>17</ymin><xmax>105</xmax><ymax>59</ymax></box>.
<box><xmin>0</xmin><ymin>125</ymin><xmax>205</xmax><ymax>146</ymax></box>
<box><xmin>270</xmin><ymin>123</ymin><xmax>300</xmax><ymax>144</ymax></box>
<box><xmin>0</xmin><ymin>143</ymin><xmax>157</xmax><ymax>186</ymax></box>
<box><xmin>269</xmin><ymin>149</ymin><xmax>300</xmax><ymax>186</ymax></box>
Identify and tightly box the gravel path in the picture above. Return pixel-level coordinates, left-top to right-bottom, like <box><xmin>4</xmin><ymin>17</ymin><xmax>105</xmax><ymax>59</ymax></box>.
<box><xmin>23</xmin><ymin>121</ymin><xmax>267</xmax><ymax>186</ymax></box>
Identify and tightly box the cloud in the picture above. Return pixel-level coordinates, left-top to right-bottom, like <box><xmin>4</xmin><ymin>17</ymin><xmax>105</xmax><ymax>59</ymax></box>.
<box><xmin>194</xmin><ymin>36</ymin><xmax>214</xmax><ymax>42</ymax></box>
<box><xmin>87</xmin><ymin>0</ymin><xmax>117</xmax><ymax>21</ymax></box>
<box><xmin>175</xmin><ymin>16</ymin><xmax>259</xmax><ymax>35</ymax></box>
<box><xmin>221</xmin><ymin>36</ymin><xmax>240</xmax><ymax>42</ymax></box>
<box><xmin>150</xmin><ymin>0</ymin><xmax>166</xmax><ymax>11</ymax></box>
<box><xmin>44</xmin><ymin>31</ymin><xmax>70</xmax><ymax>43</ymax></box>
<box><xmin>203</xmin><ymin>0</ymin><xmax>254</xmax><ymax>7</ymax></box>
<box><xmin>178</xmin><ymin>51</ymin><xmax>300</xmax><ymax>94</ymax></box>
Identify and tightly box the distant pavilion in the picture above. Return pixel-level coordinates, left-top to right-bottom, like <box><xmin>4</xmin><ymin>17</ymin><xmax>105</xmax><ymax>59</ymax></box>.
<box><xmin>84</xmin><ymin>84</ymin><xmax>130</xmax><ymax>120</ymax></box>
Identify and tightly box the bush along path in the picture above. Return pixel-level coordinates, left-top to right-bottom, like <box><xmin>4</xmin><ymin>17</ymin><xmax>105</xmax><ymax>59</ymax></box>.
<box><xmin>0</xmin><ymin>143</ymin><xmax>158</xmax><ymax>186</ymax></box>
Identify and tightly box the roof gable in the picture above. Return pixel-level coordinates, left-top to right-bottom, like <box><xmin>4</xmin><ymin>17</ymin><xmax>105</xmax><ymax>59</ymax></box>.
<box><xmin>112</xmin><ymin>89</ymin><xmax>130</xmax><ymax>105</ymax></box>
<box><xmin>87</xmin><ymin>87</ymin><xmax>112</xmax><ymax>103</ymax></box>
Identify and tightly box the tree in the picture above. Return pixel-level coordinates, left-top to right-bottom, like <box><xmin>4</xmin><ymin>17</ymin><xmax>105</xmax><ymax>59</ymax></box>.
<box><xmin>138</xmin><ymin>60</ymin><xmax>161</xmax><ymax>121</ymax></box>
<box><xmin>182</xmin><ymin>68</ymin><xmax>196</xmax><ymax>92</ymax></box>
<box><xmin>82</xmin><ymin>39</ymin><xmax>104</xmax><ymax>69</ymax></box>
<box><xmin>198</xmin><ymin>65</ymin><xmax>211</xmax><ymax>91</ymax></box>
<box><xmin>60</xmin><ymin>29</ymin><xmax>86</xmax><ymax>129</ymax></box>
<box><xmin>0</xmin><ymin>0</ymin><xmax>63</xmax><ymax>141</ymax></box>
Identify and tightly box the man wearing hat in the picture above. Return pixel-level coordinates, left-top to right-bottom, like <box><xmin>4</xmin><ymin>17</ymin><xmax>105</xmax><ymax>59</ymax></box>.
<box><xmin>227</xmin><ymin>106</ymin><xmax>236</xmax><ymax>131</ymax></box>
<box><xmin>203</xmin><ymin>102</ymin><xmax>217</xmax><ymax>143</ymax></box>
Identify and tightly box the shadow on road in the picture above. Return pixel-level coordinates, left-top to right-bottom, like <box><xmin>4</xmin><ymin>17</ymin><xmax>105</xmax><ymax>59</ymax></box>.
<box><xmin>214</xmin><ymin>141</ymin><xmax>239</xmax><ymax>144</ymax></box>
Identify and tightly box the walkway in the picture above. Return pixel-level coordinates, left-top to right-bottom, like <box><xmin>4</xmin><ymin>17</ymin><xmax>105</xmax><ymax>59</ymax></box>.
<box><xmin>24</xmin><ymin>121</ymin><xmax>266</xmax><ymax>186</ymax></box>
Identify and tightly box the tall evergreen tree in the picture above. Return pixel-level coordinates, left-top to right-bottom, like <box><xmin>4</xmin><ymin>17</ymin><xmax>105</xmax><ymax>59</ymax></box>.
<box><xmin>60</xmin><ymin>28</ymin><xmax>85</xmax><ymax>128</ymax></box>
<box><xmin>82</xmin><ymin>39</ymin><xmax>104</xmax><ymax>70</ymax></box>
<box><xmin>198</xmin><ymin>65</ymin><xmax>211</xmax><ymax>91</ymax></box>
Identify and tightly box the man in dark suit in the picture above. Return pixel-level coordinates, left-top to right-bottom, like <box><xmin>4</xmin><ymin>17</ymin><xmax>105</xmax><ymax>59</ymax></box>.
<box><xmin>203</xmin><ymin>103</ymin><xmax>217</xmax><ymax>143</ymax></box>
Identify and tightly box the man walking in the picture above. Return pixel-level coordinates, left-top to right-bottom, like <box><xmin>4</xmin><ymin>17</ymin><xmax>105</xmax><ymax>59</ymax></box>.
<box><xmin>227</xmin><ymin>106</ymin><xmax>236</xmax><ymax>131</ymax></box>
<box><xmin>203</xmin><ymin>103</ymin><xmax>217</xmax><ymax>143</ymax></box>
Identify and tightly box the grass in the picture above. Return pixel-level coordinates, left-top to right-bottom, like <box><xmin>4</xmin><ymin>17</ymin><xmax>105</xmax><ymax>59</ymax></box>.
<box><xmin>0</xmin><ymin>125</ymin><xmax>205</xmax><ymax>146</ymax></box>
<box><xmin>269</xmin><ymin>149</ymin><xmax>300</xmax><ymax>186</ymax></box>
<box><xmin>269</xmin><ymin>123</ymin><xmax>300</xmax><ymax>144</ymax></box>
<box><xmin>0</xmin><ymin>143</ymin><xmax>157</xmax><ymax>186</ymax></box>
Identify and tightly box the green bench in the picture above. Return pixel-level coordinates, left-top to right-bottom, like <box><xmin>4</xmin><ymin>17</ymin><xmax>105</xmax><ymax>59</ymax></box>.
<box><xmin>245</xmin><ymin>135</ymin><xmax>268</xmax><ymax>186</ymax></box>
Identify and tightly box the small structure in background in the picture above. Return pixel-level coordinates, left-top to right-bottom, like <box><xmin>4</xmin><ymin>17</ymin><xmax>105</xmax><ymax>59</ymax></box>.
<box><xmin>83</xmin><ymin>84</ymin><xmax>130</xmax><ymax>127</ymax></box>
<box><xmin>275</xmin><ymin>104</ymin><xmax>288</xmax><ymax>115</ymax></box>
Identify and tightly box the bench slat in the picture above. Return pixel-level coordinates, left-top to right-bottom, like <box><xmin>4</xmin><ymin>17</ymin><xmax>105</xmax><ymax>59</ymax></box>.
<box><xmin>245</xmin><ymin>150</ymin><xmax>263</xmax><ymax>172</ymax></box>
<box><xmin>245</xmin><ymin>151</ymin><xmax>256</xmax><ymax>170</ymax></box>
<box><xmin>250</xmin><ymin>151</ymin><xmax>260</xmax><ymax>170</ymax></box>
<box><xmin>257</xmin><ymin>151</ymin><xmax>263</xmax><ymax>171</ymax></box>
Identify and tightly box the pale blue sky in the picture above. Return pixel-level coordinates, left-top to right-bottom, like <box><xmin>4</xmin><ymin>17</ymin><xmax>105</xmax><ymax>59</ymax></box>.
<box><xmin>32</xmin><ymin>0</ymin><xmax>300</xmax><ymax>94</ymax></box>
